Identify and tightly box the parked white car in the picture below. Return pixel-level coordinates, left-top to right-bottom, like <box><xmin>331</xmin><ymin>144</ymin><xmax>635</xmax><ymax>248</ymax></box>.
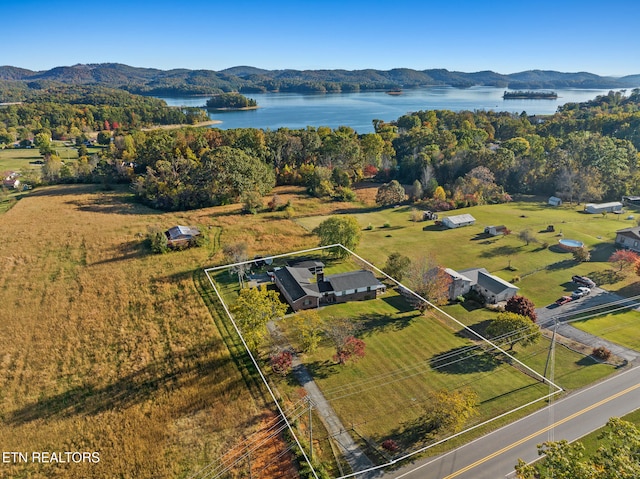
<box><xmin>571</xmin><ymin>287</ymin><xmax>591</xmax><ymax>299</ymax></box>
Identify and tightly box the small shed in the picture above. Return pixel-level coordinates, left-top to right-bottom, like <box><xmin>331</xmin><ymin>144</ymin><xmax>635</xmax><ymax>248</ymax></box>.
<box><xmin>164</xmin><ymin>225</ymin><xmax>201</xmax><ymax>248</ymax></box>
<box><xmin>548</xmin><ymin>196</ymin><xmax>562</xmax><ymax>206</ymax></box>
<box><xmin>584</xmin><ymin>202</ymin><xmax>623</xmax><ymax>214</ymax></box>
<box><xmin>484</xmin><ymin>225</ymin><xmax>508</xmax><ymax>236</ymax></box>
<box><xmin>442</xmin><ymin>214</ymin><xmax>476</xmax><ymax>229</ymax></box>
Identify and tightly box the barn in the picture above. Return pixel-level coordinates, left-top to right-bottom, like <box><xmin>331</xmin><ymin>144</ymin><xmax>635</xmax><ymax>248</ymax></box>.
<box><xmin>442</xmin><ymin>214</ymin><xmax>476</xmax><ymax>229</ymax></box>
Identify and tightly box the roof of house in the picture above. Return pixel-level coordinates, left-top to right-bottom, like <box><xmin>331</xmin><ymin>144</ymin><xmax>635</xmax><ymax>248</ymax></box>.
<box><xmin>444</xmin><ymin>268</ymin><xmax>472</xmax><ymax>283</ymax></box>
<box><xmin>273</xmin><ymin>266</ymin><xmax>322</xmax><ymax>301</ymax></box>
<box><xmin>443</xmin><ymin>214</ymin><xmax>476</xmax><ymax>224</ymax></box>
<box><xmin>166</xmin><ymin>225</ymin><xmax>201</xmax><ymax>240</ymax></box>
<box><xmin>274</xmin><ymin>266</ymin><xmax>383</xmax><ymax>301</ymax></box>
<box><xmin>458</xmin><ymin>267</ymin><xmax>518</xmax><ymax>295</ymax></box>
<box><xmin>616</xmin><ymin>226</ymin><xmax>640</xmax><ymax>241</ymax></box>
<box><xmin>328</xmin><ymin>270</ymin><xmax>381</xmax><ymax>292</ymax></box>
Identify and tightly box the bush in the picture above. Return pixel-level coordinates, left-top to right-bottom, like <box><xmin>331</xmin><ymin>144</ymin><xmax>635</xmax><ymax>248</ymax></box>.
<box><xmin>366</xmin><ymin>223</ymin><xmax>374</xmax><ymax>230</ymax></box>
<box><xmin>270</xmin><ymin>351</ymin><xmax>293</xmax><ymax>375</ymax></box>
<box><xmin>382</xmin><ymin>222</ymin><xmax>391</xmax><ymax>228</ymax></box>
<box><xmin>148</xmin><ymin>229</ymin><xmax>168</xmax><ymax>254</ymax></box>
<box><xmin>381</xmin><ymin>439</ymin><xmax>399</xmax><ymax>453</ymax></box>
<box><xmin>592</xmin><ymin>346</ymin><xmax>611</xmax><ymax>361</ymax></box>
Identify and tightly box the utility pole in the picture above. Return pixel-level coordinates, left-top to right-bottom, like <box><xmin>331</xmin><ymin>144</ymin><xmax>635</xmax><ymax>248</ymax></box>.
<box><xmin>308</xmin><ymin>396</ymin><xmax>313</xmax><ymax>462</ymax></box>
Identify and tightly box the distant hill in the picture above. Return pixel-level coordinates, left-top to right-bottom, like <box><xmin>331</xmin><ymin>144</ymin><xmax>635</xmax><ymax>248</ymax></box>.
<box><xmin>0</xmin><ymin>63</ymin><xmax>638</xmax><ymax>96</ymax></box>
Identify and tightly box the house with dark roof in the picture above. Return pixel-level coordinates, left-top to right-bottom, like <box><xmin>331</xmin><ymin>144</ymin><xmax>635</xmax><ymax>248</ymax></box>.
<box><xmin>445</xmin><ymin>267</ymin><xmax>518</xmax><ymax>304</ymax></box>
<box><xmin>272</xmin><ymin>262</ymin><xmax>386</xmax><ymax>311</ymax></box>
<box><xmin>615</xmin><ymin>226</ymin><xmax>640</xmax><ymax>252</ymax></box>
<box><xmin>164</xmin><ymin>225</ymin><xmax>201</xmax><ymax>248</ymax></box>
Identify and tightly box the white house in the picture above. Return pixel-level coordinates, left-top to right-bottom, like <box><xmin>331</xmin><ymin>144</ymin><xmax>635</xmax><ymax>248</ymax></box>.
<box><xmin>584</xmin><ymin>202</ymin><xmax>623</xmax><ymax>214</ymax></box>
<box><xmin>458</xmin><ymin>267</ymin><xmax>519</xmax><ymax>304</ymax></box>
<box><xmin>548</xmin><ymin>196</ymin><xmax>562</xmax><ymax>206</ymax></box>
<box><xmin>442</xmin><ymin>214</ymin><xmax>476</xmax><ymax>229</ymax></box>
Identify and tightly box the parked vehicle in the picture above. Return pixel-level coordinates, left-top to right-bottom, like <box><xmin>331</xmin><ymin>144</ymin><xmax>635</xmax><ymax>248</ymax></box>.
<box><xmin>571</xmin><ymin>287</ymin><xmax>591</xmax><ymax>299</ymax></box>
<box><xmin>555</xmin><ymin>296</ymin><xmax>573</xmax><ymax>305</ymax></box>
<box><xmin>572</xmin><ymin>275</ymin><xmax>596</xmax><ymax>288</ymax></box>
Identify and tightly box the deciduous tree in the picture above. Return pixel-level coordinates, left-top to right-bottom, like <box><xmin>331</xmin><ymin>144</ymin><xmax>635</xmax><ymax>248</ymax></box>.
<box><xmin>485</xmin><ymin>312</ymin><xmax>541</xmax><ymax>350</ymax></box>
<box><xmin>573</xmin><ymin>246</ymin><xmax>591</xmax><ymax>262</ymax></box>
<box><xmin>333</xmin><ymin>335</ymin><xmax>366</xmax><ymax>365</ymax></box>
<box><xmin>609</xmin><ymin>249</ymin><xmax>640</xmax><ymax>272</ymax></box>
<box><xmin>294</xmin><ymin>309</ymin><xmax>324</xmax><ymax>353</ymax></box>
<box><xmin>270</xmin><ymin>350</ymin><xmax>293</xmax><ymax>375</ymax></box>
<box><xmin>423</xmin><ymin>389</ymin><xmax>478</xmax><ymax>435</ymax></box>
<box><xmin>231</xmin><ymin>285</ymin><xmax>288</xmax><ymax>351</ymax></box>
<box><xmin>383</xmin><ymin>252</ymin><xmax>411</xmax><ymax>282</ymax></box>
<box><xmin>312</xmin><ymin>215</ymin><xmax>361</xmax><ymax>257</ymax></box>
<box><xmin>515</xmin><ymin>418</ymin><xmax>640</xmax><ymax>479</ymax></box>
<box><xmin>405</xmin><ymin>255</ymin><xmax>452</xmax><ymax>308</ymax></box>
<box><xmin>376</xmin><ymin>180</ymin><xmax>406</xmax><ymax>206</ymax></box>
<box><xmin>505</xmin><ymin>295</ymin><xmax>537</xmax><ymax>322</ymax></box>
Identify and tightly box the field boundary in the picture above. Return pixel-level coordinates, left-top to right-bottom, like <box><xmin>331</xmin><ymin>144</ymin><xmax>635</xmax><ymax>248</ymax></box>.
<box><xmin>203</xmin><ymin>244</ymin><xmax>563</xmax><ymax>478</ymax></box>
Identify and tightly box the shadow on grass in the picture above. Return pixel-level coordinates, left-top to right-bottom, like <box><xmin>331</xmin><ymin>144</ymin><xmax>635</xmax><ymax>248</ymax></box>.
<box><xmin>355</xmin><ymin>312</ymin><xmax>420</xmax><ymax>337</ymax></box>
<box><xmin>612</xmin><ymin>281</ymin><xmax>640</xmax><ymax>297</ymax></box>
<box><xmin>589</xmin><ymin>269</ymin><xmax>625</xmax><ymax>286</ymax></box>
<box><xmin>590</xmin><ymin>243</ymin><xmax>617</xmax><ymax>262</ymax></box>
<box><xmin>546</xmin><ymin>259</ymin><xmax>577</xmax><ymax>271</ymax></box>
<box><xmin>292</xmin><ymin>360</ymin><xmax>337</xmax><ymax>383</ymax></box>
<box><xmin>461</xmin><ymin>299</ymin><xmax>484</xmax><ymax>312</ymax></box>
<box><xmin>479</xmin><ymin>245</ymin><xmax>522</xmax><ymax>258</ymax></box>
<box><xmin>381</xmin><ymin>294</ymin><xmax>416</xmax><ymax>313</ymax></box>
<box><xmin>429</xmin><ymin>346</ymin><xmax>499</xmax><ymax>374</ymax></box>
<box><xmin>8</xmin><ymin>339</ymin><xmax>234</xmax><ymax>424</ymax></box>
<box><xmin>421</xmin><ymin>224</ymin><xmax>446</xmax><ymax>232</ymax></box>
<box><xmin>548</xmin><ymin>245</ymin><xmax>572</xmax><ymax>254</ymax></box>
<box><xmin>90</xmin><ymin>239</ymin><xmax>149</xmax><ymax>265</ymax></box>
<box><xmin>68</xmin><ymin>194</ymin><xmax>158</xmax><ymax>215</ymax></box>
<box><xmin>471</xmin><ymin>233</ymin><xmax>493</xmax><ymax>241</ymax></box>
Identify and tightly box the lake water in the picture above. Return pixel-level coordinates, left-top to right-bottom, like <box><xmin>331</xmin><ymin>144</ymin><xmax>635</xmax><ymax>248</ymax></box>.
<box><xmin>158</xmin><ymin>87</ymin><xmax>616</xmax><ymax>134</ymax></box>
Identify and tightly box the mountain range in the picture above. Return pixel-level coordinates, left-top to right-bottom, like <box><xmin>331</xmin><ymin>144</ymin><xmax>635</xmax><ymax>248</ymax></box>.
<box><xmin>1</xmin><ymin>63</ymin><xmax>639</xmax><ymax>96</ymax></box>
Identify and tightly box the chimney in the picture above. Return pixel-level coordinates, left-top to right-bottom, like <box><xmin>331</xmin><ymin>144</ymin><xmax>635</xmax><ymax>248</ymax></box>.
<box><xmin>316</xmin><ymin>267</ymin><xmax>324</xmax><ymax>283</ymax></box>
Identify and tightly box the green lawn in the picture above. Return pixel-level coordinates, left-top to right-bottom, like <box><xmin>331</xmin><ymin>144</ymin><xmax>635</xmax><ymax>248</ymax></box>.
<box><xmin>572</xmin><ymin>310</ymin><xmax>640</xmax><ymax>351</ymax></box>
<box><xmin>295</xmin><ymin>198</ymin><xmax>639</xmax><ymax>307</ymax></box>
<box><xmin>279</xmin><ymin>292</ymin><xmax>552</xmax><ymax>452</ymax></box>
<box><xmin>0</xmin><ymin>147</ymin><xmax>43</xmax><ymax>172</ymax></box>
<box><xmin>209</xmin><ymin>238</ymin><xmax>619</xmax><ymax>461</ymax></box>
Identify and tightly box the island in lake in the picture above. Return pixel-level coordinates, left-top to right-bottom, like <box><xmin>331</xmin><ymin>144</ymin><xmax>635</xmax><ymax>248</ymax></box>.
<box><xmin>206</xmin><ymin>92</ymin><xmax>258</xmax><ymax>110</ymax></box>
<box><xmin>503</xmin><ymin>90</ymin><xmax>558</xmax><ymax>99</ymax></box>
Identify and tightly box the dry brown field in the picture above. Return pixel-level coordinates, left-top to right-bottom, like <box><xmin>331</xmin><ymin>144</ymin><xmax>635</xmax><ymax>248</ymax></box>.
<box><xmin>0</xmin><ymin>184</ymin><xmax>324</xmax><ymax>478</ymax></box>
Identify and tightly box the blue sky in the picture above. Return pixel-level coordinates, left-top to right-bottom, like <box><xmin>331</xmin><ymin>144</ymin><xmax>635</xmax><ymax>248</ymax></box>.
<box><xmin>3</xmin><ymin>0</ymin><xmax>640</xmax><ymax>75</ymax></box>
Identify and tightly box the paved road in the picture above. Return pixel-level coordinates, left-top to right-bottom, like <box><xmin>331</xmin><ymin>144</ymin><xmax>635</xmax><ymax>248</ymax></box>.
<box><xmin>383</xmin><ymin>365</ymin><xmax>640</xmax><ymax>479</ymax></box>
<box><xmin>537</xmin><ymin>287</ymin><xmax>640</xmax><ymax>364</ymax></box>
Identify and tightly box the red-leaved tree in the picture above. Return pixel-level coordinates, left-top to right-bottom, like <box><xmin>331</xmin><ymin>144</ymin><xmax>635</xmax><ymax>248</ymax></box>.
<box><xmin>333</xmin><ymin>336</ymin><xmax>366</xmax><ymax>365</ymax></box>
<box><xmin>608</xmin><ymin>249</ymin><xmax>640</xmax><ymax>272</ymax></box>
<box><xmin>270</xmin><ymin>351</ymin><xmax>293</xmax><ymax>375</ymax></box>
<box><xmin>505</xmin><ymin>295</ymin><xmax>537</xmax><ymax>322</ymax></box>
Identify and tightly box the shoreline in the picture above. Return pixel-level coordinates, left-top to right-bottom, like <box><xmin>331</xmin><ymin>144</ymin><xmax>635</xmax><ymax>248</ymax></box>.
<box><xmin>141</xmin><ymin>119</ymin><xmax>222</xmax><ymax>131</ymax></box>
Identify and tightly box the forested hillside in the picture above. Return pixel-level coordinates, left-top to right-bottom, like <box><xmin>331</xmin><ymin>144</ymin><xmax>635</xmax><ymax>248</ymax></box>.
<box><xmin>1</xmin><ymin>63</ymin><xmax>638</xmax><ymax>97</ymax></box>
<box><xmin>4</xmin><ymin>86</ymin><xmax>639</xmax><ymax>213</ymax></box>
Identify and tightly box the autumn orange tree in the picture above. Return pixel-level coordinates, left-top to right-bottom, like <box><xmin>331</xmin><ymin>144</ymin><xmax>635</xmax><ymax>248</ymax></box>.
<box><xmin>609</xmin><ymin>249</ymin><xmax>640</xmax><ymax>272</ymax></box>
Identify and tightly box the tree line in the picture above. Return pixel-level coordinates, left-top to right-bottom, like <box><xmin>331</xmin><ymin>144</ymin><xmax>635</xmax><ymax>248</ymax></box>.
<box><xmin>4</xmin><ymin>89</ymin><xmax>640</xmax><ymax>212</ymax></box>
